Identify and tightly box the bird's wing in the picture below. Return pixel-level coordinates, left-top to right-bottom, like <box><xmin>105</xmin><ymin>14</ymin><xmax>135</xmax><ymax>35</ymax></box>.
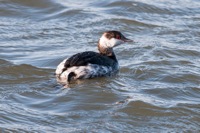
<box><xmin>64</xmin><ymin>51</ymin><xmax>115</xmax><ymax>68</ymax></box>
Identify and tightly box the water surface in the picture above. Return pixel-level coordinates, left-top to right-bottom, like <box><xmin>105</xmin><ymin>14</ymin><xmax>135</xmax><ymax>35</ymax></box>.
<box><xmin>0</xmin><ymin>0</ymin><xmax>200</xmax><ymax>132</ymax></box>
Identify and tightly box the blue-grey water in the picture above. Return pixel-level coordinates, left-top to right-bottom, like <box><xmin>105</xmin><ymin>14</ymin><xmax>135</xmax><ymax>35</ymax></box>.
<box><xmin>0</xmin><ymin>0</ymin><xmax>200</xmax><ymax>132</ymax></box>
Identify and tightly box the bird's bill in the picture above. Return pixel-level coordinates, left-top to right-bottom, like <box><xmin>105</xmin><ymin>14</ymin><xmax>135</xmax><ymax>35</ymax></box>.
<box><xmin>121</xmin><ymin>34</ymin><xmax>133</xmax><ymax>42</ymax></box>
<box><xmin>122</xmin><ymin>37</ymin><xmax>133</xmax><ymax>42</ymax></box>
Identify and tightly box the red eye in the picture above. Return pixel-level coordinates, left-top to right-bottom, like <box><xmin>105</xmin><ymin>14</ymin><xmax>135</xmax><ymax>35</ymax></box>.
<box><xmin>116</xmin><ymin>35</ymin><xmax>120</xmax><ymax>39</ymax></box>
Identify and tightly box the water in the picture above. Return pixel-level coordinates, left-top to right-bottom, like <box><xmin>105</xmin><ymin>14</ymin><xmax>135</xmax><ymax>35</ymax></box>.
<box><xmin>0</xmin><ymin>0</ymin><xmax>200</xmax><ymax>132</ymax></box>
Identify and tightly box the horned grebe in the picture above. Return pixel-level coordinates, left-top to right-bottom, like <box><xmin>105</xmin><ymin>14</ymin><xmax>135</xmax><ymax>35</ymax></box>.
<box><xmin>55</xmin><ymin>31</ymin><xmax>132</xmax><ymax>82</ymax></box>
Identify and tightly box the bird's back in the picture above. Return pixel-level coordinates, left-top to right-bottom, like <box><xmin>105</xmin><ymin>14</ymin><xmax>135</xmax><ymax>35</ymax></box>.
<box><xmin>55</xmin><ymin>51</ymin><xmax>118</xmax><ymax>81</ymax></box>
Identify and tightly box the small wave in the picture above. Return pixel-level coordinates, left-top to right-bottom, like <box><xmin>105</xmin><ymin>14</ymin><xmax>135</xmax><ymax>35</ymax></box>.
<box><xmin>0</xmin><ymin>59</ymin><xmax>54</xmax><ymax>85</ymax></box>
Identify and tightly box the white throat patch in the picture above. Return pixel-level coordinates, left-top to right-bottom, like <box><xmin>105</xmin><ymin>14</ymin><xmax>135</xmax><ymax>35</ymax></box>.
<box><xmin>99</xmin><ymin>35</ymin><xmax>124</xmax><ymax>48</ymax></box>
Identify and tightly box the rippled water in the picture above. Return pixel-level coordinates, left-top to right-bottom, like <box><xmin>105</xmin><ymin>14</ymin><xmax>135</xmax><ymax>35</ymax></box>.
<box><xmin>1</xmin><ymin>0</ymin><xmax>200</xmax><ymax>132</ymax></box>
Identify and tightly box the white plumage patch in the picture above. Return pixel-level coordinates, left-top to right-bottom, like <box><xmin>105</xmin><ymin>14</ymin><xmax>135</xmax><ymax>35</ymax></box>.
<box><xmin>99</xmin><ymin>35</ymin><xmax>124</xmax><ymax>48</ymax></box>
<box><xmin>55</xmin><ymin>60</ymin><xmax>118</xmax><ymax>82</ymax></box>
<box><xmin>55</xmin><ymin>59</ymin><xmax>67</xmax><ymax>75</ymax></box>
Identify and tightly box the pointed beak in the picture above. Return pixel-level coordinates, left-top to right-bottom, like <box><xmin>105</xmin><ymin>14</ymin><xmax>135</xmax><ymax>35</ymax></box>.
<box><xmin>122</xmin><ymin>37</ymin><xmax>133</xmax><ymax>42</ymax></box>
<box><xmin>121</xmin><ymin>34</ymin><xmax>133</xmax><ymax>42</ymax></box>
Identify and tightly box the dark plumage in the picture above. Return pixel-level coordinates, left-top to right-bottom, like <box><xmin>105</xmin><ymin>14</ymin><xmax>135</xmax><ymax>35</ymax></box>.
<box><xmin>61</xmin><ymin>51</ymin><xmax>117</xmax><ymax>74</ymax></box>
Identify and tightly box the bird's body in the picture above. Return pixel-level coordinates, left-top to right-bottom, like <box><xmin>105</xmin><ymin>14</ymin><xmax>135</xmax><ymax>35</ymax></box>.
<box><xmin>55</xmin><ymin>51</ymin><xmax>118</xmax><ymax>81</ymax></box>
<box><xmin>55</xmin><ymin>31</ymin><xmax>132</xmax><ymax>82</ymax></box>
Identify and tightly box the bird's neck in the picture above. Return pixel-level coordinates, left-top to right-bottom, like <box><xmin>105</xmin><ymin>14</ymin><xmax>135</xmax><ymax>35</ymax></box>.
<box><xmin>98</xmin><ymin>43</ymin><xmax>117</xmax><ymax>61</ymax></box>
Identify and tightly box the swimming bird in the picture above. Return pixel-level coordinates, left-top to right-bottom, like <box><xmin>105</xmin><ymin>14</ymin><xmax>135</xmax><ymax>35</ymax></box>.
<box><xmin>55</xmin><ymin>31</ymin><xmax>132</xmax><ymax>82</ymax></box>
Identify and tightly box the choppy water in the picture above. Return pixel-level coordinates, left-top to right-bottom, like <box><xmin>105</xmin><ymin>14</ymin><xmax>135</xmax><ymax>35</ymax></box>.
<box><xmin>0</xmin><ymin>0</ymin><xmax>200</xmax><ymax>132</ymax></box>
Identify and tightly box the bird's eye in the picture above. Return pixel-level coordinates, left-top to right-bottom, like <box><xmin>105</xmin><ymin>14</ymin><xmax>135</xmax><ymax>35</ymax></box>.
<box><xmin>116</xmin><ymin>35</ymin><xmax>120</xmax><ymax>39</ymax></box>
